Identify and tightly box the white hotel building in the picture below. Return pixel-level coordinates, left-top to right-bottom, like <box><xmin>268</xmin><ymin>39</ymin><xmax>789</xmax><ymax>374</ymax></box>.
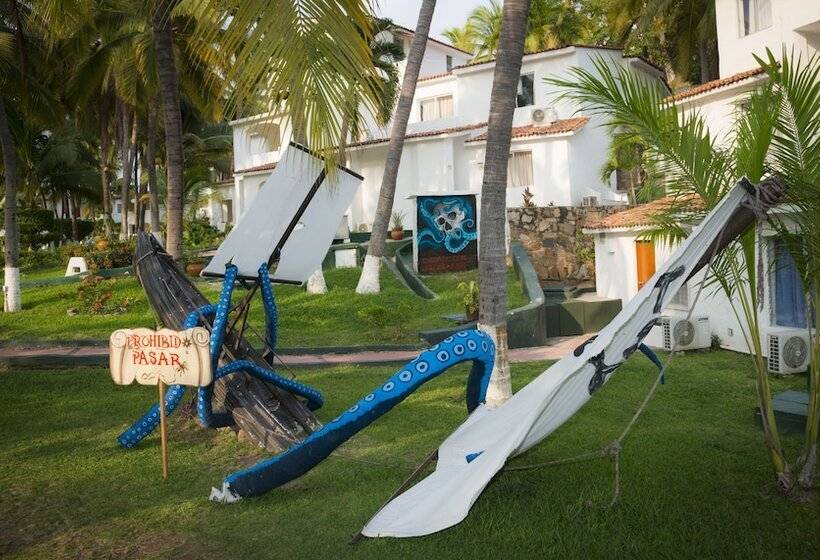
<box><xmin>206</xmin><ymin>26</ymin><xmax>665</xmax><ymax>233</ymax></box>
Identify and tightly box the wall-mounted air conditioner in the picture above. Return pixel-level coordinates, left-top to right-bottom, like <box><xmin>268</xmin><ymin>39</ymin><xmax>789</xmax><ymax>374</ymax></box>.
<box><xmin>531</xmin><ymin>106</ymin><xmax>558</xmax><ymax>125</ymax></box>
<box><xmin>660</xmin><ymin>316</ymin><xmax>710</xmax><ymax>351</ymax></box>
<box><xmin>767</xmin><ymin>327</ymin><xmax>811</xmax><ymax>375</ymax></box>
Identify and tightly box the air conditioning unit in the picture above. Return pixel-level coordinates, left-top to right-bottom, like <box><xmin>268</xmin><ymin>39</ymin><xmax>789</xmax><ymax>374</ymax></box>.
<box><xmin>531</xmin><ymin>106</ymin><xmax>558</xmax><ymax>125</ymax></box>
<box><xmin>767</xmin><ymin>327</ymin><xmax>811</xmax><ymax>375</ymax></box>
<box><xmin>582</xmin><ymin>196</ymin><xmax>598</xmax><ymax>207</ymax></box>
<box><xmin>660</xmin><ymin>316</ymin><xmax>710</xmax><ymax>351</ymax></box>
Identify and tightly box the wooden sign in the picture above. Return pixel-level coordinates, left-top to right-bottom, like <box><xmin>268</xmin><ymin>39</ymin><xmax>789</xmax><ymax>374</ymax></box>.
<box><xmin>109</xmin><ymin>327</ymin><xmax>213</xmax><ymax>387</ymax></box>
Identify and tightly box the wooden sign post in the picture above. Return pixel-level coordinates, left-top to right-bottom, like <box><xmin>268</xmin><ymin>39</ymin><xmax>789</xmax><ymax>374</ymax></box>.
<box><xmin>110</xmin><ymin>327</ymin><xmax>213</xmax><ymax>479</ymax></box>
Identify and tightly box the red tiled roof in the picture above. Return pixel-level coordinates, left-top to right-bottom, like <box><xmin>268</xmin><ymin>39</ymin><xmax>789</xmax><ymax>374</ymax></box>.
<box><xmin>466</xmin><ymin>117</ymin><xmax>589</xmax><ymax>143</ymax></box>
<box><xmin>666</xmin><ymin>67</ymin><xmax>767</xmax><ymax>102</ymax></box>
<box><xmin>418</xmin><ymin>71</ymin><xmax>453</xmax><ymax>82</ymax></box>
<box><xmin>394</xmin><ymin>25</ymin><xmax>474</xmax><ymax>56</ymax></box>
<box><xmin>584</xmin><ymin>194</ymin><xmax>704</xmax><ymax>230</ymax></box>
<box><xmin>347</xmin><ymin>122</ymin><xmax>487</xmax><ymax>149</ymax></box>
<box><xmin>235</xmin><ymin>162</ymin><xmax>277</xmax><ymax>174</ymax></box>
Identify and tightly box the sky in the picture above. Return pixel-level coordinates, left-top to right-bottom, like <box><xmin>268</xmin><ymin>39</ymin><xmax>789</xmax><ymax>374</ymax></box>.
<box><xmin>374</xmin><ymin>0</ymin><xmax>487</xmax><ymax>42</ymax></box>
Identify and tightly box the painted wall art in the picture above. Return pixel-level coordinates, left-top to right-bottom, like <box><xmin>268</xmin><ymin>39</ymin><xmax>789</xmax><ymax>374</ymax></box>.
<box><xmin>416</xmin><ymin>194</ymin><xmax>478</xmax><ymax>274</ymax></box>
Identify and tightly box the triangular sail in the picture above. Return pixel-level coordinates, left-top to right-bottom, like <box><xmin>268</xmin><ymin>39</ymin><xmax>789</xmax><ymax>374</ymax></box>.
<box><xmin>203</xmin><ymin>143</ymin><xmax>362</xmax><ymax>283</ymax></box>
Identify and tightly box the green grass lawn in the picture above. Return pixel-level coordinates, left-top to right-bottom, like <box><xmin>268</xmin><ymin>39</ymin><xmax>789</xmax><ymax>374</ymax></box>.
<box><xmin>1</xmin><ymin>351</ymin><xmax>817</xmax><ymax>559</ymax></box>
<box><xmin>0</xmin><ymin>266</ymin><xmax>528</xmax><ymax>347</ymax></box>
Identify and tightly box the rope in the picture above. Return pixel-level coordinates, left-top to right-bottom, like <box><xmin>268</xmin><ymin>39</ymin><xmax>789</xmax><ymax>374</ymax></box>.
<box><xmin>504</xmin><ymin>212</ymin><xmax>731</xmax><ymax>507</ymax></box>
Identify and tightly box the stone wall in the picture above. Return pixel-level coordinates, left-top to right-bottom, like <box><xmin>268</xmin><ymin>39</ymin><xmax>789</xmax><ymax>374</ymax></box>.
<box><xmin>507</xmin><ymin>205</ymin><xmax>626</xmax><ymax>282</ymax></box>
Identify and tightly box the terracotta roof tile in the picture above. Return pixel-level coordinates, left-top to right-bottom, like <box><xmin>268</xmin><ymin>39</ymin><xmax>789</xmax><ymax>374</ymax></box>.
<box><xmin>666</xmin><ymin>67</ymin><xmax>767</xmax><ymax>102</ymax></box>
<box><xmin>418</xmin><ymin>71</ymin><xmax>453</xmax><ymax>82</ymax></box>
<box><xmin>347</xmin><ymin>122</ymin><xmax>487</xmax><ymax>149</ymax></box>
<box><xmin>235</xmin><ymin>162</ymin><xmax>277</xmax><ymax>174</ymax></box>
<box><xmin>466</xmin><ymin>117</ymin><xmax>589</xmax><ymax>143</ymax></box>
<box><xmin>584</xmin><ymin>194</ymin><xmax>704</xmax><ymax>230</ymax></box>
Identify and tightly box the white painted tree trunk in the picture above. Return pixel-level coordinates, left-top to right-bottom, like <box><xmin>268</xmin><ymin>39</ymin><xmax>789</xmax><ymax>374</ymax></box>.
<box><xmin>356</xmin><ymin>254</ymin><xmax>381</xmax><ymax>294</ymax></box>
<box><xmin>3</xmin><ymin>267</ymin><xmax>21</xmax><ymax>312</ymax></box>
<box><xmin>306</xmin><ymin>268</ymin><xmax>328</xmax><ymax>294</ymax></box>
<box><xmin>479</xmin><ymin>323</ymin><xmax>512</xmax><ymax>407</ymax></box>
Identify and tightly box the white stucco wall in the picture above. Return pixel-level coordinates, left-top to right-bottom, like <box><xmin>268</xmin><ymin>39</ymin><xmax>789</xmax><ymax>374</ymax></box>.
<box><xmin>715</xmin><ymin>0</ymin><xmax>820</xmax><ymax>78</ymax></box>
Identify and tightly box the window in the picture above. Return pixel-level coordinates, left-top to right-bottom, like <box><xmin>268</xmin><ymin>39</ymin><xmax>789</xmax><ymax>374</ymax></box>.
<box><xmin>221</xmin><ymin>200</ymin><xmax>234</xmax><ymax>224</ymax></box>
<box><xmin>507</xmin><ymin>151</ymin><xmax>533</xmax><ymax>188</ymax></box>
<box><xmin>738</xmin><ymin>0</ymin><xmax>771</xmax><ymax>36</ymax></box>
<box><xmin>247</xmin><ymin>122</ymin><xmax>281</xmax><ymax>154</ymax></box>
<box><xmin>516</xmin><ymin>73</ymin><xmax>535</xmax><ymax>108</ymax></box>
<box><xmin>773</xmin><ymin>238</ymin><xmax>814</xmax><ymax>328</ymax></box>
<box><xmin>446</xmin><ymin>55</ymin><xmax>453</xmax><ymax>72</ymax></box>
<box><xmin>635</xmin><ymin>240</ymin><xmax>656</xmax><ymax>289</ymax></box>
<box><xmin>419</xmin><ymin>95</ymin><xmax>454</xmax><ymax>121</ymax></box>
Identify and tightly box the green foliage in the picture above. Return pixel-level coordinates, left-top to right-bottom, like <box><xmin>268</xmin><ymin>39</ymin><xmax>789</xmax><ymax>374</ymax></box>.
<box><xmin>183</xmin><ymin>215</ymin><xmax>225</xmax><ymax>250</ymax></box>
<box><xmin>390</xmin><ymin>210</ymin><xmax>406</xmax><ymax>231</ymax></box>
<box><xmin>75</xmin><ymin>274</ymin><xmax>131</xmax><ymax>315</ymax></box>
<box><xmin>62</xmin><ymin>240</ymin><xmax>135</xmax><ymax>271</ymax></box>
<box><xmin>457</xmin><ymin>280</ymin><xmax>479</xmax><ymax>315</ymax></box>
<box><xmin>17</xmin><ymin>248</ymin><xmax>62</xmax><ymax>271</ymax></box>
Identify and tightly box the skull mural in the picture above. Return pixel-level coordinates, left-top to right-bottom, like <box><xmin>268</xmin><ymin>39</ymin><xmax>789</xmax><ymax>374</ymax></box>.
<box><xmin>417</xmin><ymin>196</ymin><xmax>478</xmax><ymax>254</ymax></box>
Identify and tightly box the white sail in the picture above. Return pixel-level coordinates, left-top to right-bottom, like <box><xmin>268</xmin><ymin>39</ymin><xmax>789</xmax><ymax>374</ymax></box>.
<box><xmin>362</xmin><ymin>183</ymin><xmax>751</xmax><ymax>538</ymax></box>
<box><xmin>203</xmin><ymin>143</ymin><xmax>362</xmax><ymax>283</ymax></box>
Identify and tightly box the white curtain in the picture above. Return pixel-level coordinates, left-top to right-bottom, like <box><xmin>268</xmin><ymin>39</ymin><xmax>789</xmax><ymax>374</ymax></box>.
<box><xmin>437</xmin><ymin>95</ymin><xmax>453</xmax><ymax>118</ymax></box>
<box><xmin>507</xmin><ymin>151</ymin><xmax>533</xmax><ymax>188</ymax></box>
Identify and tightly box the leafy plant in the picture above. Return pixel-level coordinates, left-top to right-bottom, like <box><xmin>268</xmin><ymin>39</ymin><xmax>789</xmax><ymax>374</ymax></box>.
<box><xmin>457</xmin><ymin>280</ymin><xmax>479</xmax><ymax>317</ymax></box>
<box><xmin>390</xmin><ymin>210</ymin><xmax>406</xmax><ymax>231</ymax></box>
<box><xmin>183</xmin><ymin>215</ymin><xmax>225</xmax><ymax>250</ymax></box>
<box><xmin>76</xmin><ymin>275</ymin><xmax>131</xmax><ymax>315</ymax></box>
<box><xmin>548</xmin><ymin>49</ymin><xmax>820</xmax><ymax>493</ymax></box>
<box><xmin>63</xmin><ymin>240</ymin><xmax>135</xmax><ymax>271</ymax></box>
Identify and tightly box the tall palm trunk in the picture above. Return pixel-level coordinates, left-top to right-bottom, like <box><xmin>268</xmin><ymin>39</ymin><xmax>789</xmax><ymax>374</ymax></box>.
<box><xmin>100</xmin><ymin>94</ymin><xmax>113</xmax><ymax>237</ymax></box>
<box><xmin>118</xmin><ymin>103</ymin><xmax>137</xmax><ymax>240</ymax></box>
<box><xmin>146</xmin><ymin>107</ymin><xmax>161</xmax><ymax>236</ymax></box>
<box><xmin>0</xmin><ymin>95</ymin><xmax>21</xmax><ymax>312</ymax></box>
<box><xmin>153</xmin><ymin>0</ymin><xmax>184</xmax><ymax>260</ymax></box>
<box><xmin>355</xmin><ymin>0</ymin><xmax>436</xmax><ymax>294</ymax></box>
<box><xmin>478</xmin><ymin>0</ymin><xmax>531</xmax><ymax>406</ymax></box>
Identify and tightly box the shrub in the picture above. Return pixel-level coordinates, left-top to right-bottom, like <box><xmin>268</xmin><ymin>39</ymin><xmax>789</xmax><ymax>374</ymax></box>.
<box><xmin>75</xmin><ymin>275</ymin><xmax>131</xmax><ymax>315</ymax></box>
<box><xmin>62</xmin><ymin>239</ymin><xmax>135</xmax><ymax>271</ymax></box>
<box><xmin>184</xmin><ymin>215</ymin><xmax>225</xmax><ymax>249</ymax></box>
<box><xmin>18</xmin><ymin>249</ymin><xmax>63</xmax><ymax>271</ymax></box>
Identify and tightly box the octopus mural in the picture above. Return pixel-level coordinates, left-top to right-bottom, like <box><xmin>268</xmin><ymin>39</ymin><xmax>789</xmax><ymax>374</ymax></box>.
<box><xmin>416</xmin><ymin>194</ymin><xmax>478</xmax><ymax>274</ymax></box>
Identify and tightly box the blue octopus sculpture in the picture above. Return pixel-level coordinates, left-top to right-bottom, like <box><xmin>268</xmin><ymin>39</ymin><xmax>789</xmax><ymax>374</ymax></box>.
<box><xmin>118</xmin><ymin>263</ymin><xmax>496</xmax><ymax>501</ymax></box>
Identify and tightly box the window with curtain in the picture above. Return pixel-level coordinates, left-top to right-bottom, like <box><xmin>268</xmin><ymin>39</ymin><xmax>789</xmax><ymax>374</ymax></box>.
<box><xmin>507</xmin><ymin>151</ymin><xmax>533</xmax><ymax>188</ymax></box>
<box><xmin>738</xmin><ymin>0</ymin><xmax>772</xmax><ymax>36</ymax></box>
<box><xmin>437</xmin><ymin>95</ymin><xmax>453</xmax><ymax>118</ymax></box>
<box><xmin>420</xmin><ymin>95</ymin><xmax>453</xmax><ymax>121</ymax></box>
<box><xmin>516</xmin><ymin>73</ymin><xmax>535</xmax><ymax>108</ymax></box>
<box><xmin>773</xmin><ymin>238</ymin><xmax>813</xmax><ymax>328</ymax></box>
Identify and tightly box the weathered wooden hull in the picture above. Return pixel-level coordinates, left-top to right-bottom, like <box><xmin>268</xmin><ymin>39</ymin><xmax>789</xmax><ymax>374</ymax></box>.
<box><xmin>133</xmin><ymin>232</ymin><xmax>321</xmax><ymax>452</ymax></box>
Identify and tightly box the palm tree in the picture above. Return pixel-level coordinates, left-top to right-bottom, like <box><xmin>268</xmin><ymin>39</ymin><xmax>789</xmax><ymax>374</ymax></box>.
<box><xmin>606</xmin><ymin>0</ymin><xmax>718</xmax><ymax>84</ymax></box>
<box><xmin>0</xmin><ymin>95</ymin><xmax>21</xmax><ymax>313</ymax></box>
<box><xmin>547</xmin><ymin>50</ymin><xmax>820</xmax><ymax>493</ymax></box>
<box><xmin>338</xmin><ymin>17</ymin><xmax>405</xmax><ymax>161</ymax></box>
<box><xmin>151</xmin><ymin>0</ymin><xmax>185</xmax><ymax>259</ymax></box>
<box><xmin>478</xmin><ymin>0</ymin><xmax>532</xmax><ymax>406</ymax></box>
<box><xmin>355</xmin><ymin>0</ymin><xmax>437</xmax><ymax>294</ymax></box>
<box><xmin>441</xmin><ymin>25</ymin><xmax>478</xmax><ymax>55</ymax></box>
<box><xmin>445</xmin><ymin>0</ymin><xmax>590</xmax><ymax>62</ymax></box>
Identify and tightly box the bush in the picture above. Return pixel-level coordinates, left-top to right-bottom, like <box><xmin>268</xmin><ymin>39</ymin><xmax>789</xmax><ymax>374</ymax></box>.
<box><xmin>184</xmin><ymin>215</ymin><xmax>225</xmax><ymax>250</ymax></box>
<box><xmin>75</xmin><ymin>274</ymin><xmax>131</xmax><ymax>315</ymax></box>
<box><xmin>15</xmin><ymin>209</ymin><xmax>94</xmax><ymax>247</ymax></box>
<box><xmin>62</xmin><ymin>239</ymin><xmax>136</xmax><ymax>271</ymax></box>
<box><xmin>18</xmin><ymin>249</ymin><xmax>63</xmax><ymax>271</ymax></box>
